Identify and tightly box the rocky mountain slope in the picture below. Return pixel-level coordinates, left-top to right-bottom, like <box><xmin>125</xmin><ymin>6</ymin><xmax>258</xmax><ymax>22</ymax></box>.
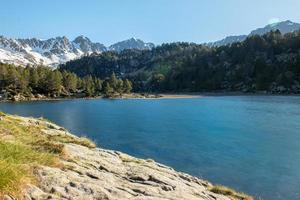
<box><xmin>109</xmin><ymin>38</ymin><xmax>155</xmax><ymax>52</ymax></box>
<box><xmin>0</xmin><ymin>113</ymin><xmax>251</xmax><ymax>200</ymax></box>
<box><xmin>0</xmin><ymin>36</ymin><xmax>154</xmax><ymax>67</ymax></box>
<box><xmin>209</xmin><ymin>20</ymin><xmax>300</xmax><ymax>46</ymax></box>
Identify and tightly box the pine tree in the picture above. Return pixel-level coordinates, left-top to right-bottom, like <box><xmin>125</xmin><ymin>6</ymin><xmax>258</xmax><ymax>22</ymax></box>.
<box><xmin>103</xmin><ymin>81</ymin><xmax>113</xmax><ymax>96</ymax></box>
<box><xmin>83</xmin><ymin>76</ymin><xmax>95</xmax><ymax>97</ymax></box>
<box><xmin>62</xmin><ymin>71</ymin><xmax>78</xmax><ymax>93</ymax></box>
<box><xmin>0</xmin><ymin>64</ymin><xmax>8</xmax><ymax>89</ymax></box>
<box><xmin>45</xmin><ymin>70</ymin><xmax>62</xmax><ymax>96</ymax></box>
<box><xmin>94</xmin><ymin>78</ymin><xmax>103</xmax><ymax>95</ymax></box>
<box><xmin>109</xmin><ymin>72</ymin><xmax>118</xmax><ymax>90</ymax></box>
<box><xmin>6</xmin><ymin>67</ymin><xmax>19</xmax><ymax>92</ymax></box>
<box><xmin>123</xmin><ymin>79</ymin><xmax>132</xmax><ymax>93</ymax></box>
<box><xmin>116</xmin><ymin>79</ymin><xmax>124</xmax><ymax>94</ymax></box>
<box><xmin>29</xmin><ymin>67</ymin><xmax>39</xmax><ymax>90</ymax></box>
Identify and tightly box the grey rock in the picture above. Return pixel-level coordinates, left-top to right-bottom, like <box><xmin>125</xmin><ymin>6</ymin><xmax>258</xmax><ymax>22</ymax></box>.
<box><xmin>109</xmin><ymin>38</ymin><xmax>154</xmax><ymax>52</ymax></box>
<box><xmin>25</xmin><ymin>143</ymin><xmax>230</xmax><ymax>200</ymax></box>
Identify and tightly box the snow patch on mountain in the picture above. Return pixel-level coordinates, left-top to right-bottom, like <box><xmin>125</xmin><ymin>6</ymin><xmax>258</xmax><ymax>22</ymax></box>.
<box><xmin>208</xmin><ymin>20</ymin><xmax>300</xmax><ymax>47</ymax></box>
<box><xmin>0</xmin><ymin>36</ymin><xmax>154</xmax><ymax>67</ymax></box>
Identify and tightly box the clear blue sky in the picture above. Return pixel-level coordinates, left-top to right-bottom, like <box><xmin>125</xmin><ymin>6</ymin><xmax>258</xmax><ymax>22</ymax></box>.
<box><xmin>1</xmin><ymin>0</ymin><xmax>300</xmax><ymax>46</ymax></box>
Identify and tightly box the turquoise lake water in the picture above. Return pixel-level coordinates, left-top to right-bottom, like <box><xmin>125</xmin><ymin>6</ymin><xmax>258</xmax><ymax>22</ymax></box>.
<box><xmin>0</xmin><ymin>96</ymin><xmax>300</xmax><ymax>200</ymax></box>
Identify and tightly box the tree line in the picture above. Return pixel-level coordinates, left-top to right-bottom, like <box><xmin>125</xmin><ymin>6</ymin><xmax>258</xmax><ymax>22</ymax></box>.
<box><xmin>0</xmin><ymin>63</ymin><xmax>132</xmax><ymax>100</ymax></box>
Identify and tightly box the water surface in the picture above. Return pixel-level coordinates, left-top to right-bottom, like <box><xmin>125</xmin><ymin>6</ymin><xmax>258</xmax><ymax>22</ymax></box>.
<box><xmin>0</xmin><ymin>96</ymin><xmax>300</xmax><ymax>200</ymax></box>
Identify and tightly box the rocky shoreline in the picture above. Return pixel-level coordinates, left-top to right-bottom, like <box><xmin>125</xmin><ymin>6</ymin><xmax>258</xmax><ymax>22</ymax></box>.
<box><xmin>0</xmin><ymin>93</ymin><xmax>197</xmax><ymax>102</ymax></box>
<box><xmin>0</xmin><ymin>93</ymin><xmax>162</xmax><ymax>102</ymax></box>
<box><xmin>0</xmin><ymin>113</ymin><xmax>252</xmax><ymax>200</ymax></box>
<box><xmin>2</xmin><ymin>92</ymin><xmax>300</xmax><ymax>103</ymax></box>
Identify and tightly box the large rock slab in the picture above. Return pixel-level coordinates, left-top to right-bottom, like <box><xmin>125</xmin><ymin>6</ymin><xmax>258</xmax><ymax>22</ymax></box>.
<box><xmin>25</xmin><ymin>143</ymin><xmax>230</xmax><ymax>200</ymax></box>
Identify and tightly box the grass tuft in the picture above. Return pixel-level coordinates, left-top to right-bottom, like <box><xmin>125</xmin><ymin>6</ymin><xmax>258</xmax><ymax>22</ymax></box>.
<box><xmin>0</xmin><ymin>160</ymin><xmax>28</xmax><ymax>198</ymax></box>
<box><xmin>32</xmin><ymin>140</ymin><xmax>65</xmax><ymax>154</ymax></box>
<box><xmin>209</xmin><ymin>185</ymin><xmax>253</xmax><ymax>200</ymax></box>
<box><xmin>0</xmin><ymin>112</ymin><xmax>6</xmax><ymax>117</ymax></box>
<box><xmin>119</xmin><ymin>154</ymin><xmax>144</xmax><ymax>164</ymax></box>
<box><xmin>49</xmin><ymin>134</ymin><xmax>96</xmax><ymax>148</ymax></box>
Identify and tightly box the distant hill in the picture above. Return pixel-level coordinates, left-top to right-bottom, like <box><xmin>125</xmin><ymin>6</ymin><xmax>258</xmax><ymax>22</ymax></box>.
<box><xmin>209</xmin><ymin>20</ymin><xmax>300</xmax><ymax>47</ymax></box>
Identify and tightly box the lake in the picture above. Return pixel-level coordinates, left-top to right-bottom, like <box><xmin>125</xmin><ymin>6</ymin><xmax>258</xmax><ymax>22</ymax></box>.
<box><xmin>0</xmin><ymin>96</ymin><xmax>300</xmax><ymax>200</ymax></box>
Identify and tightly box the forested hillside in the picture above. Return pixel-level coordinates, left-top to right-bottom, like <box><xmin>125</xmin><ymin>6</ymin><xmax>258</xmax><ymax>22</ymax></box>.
<box><xmin>61</xmin><ymin>30</ymin><xmax>300</xmax><ymax>94</ymax></box>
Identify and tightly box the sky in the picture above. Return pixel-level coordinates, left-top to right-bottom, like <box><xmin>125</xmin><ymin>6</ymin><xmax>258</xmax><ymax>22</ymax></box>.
<box><xmin>1</xmin><ymin>0</ymin><xmax>300</xmax><ymax>46</ymax></box>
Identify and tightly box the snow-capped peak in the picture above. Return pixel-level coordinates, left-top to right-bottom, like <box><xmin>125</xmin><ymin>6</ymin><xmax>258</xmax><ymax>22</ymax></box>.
<box><xmin>209</xmin><ymin>20</ymin><xmax>300</xmax><ymax>47</ymax></box>
<box><xmin>0</xmin><ymin>35</ymin><xmax>155</xmax><ymax>67</ymax></box>
<box><xmin>0</xmin><ymin>35</ymin><xmax>107</xmax><ymax>67</ymax></box>
<box><xmin>109</xmin><ymin>38</ymin><xmax>155</xmax><ymax>52</ymax></box>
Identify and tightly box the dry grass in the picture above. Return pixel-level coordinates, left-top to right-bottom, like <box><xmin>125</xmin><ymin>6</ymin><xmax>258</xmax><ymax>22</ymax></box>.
<box><xmin>119</xmin><ymin>154</ymin><xmax>145</xmax><ymax>164</ymax></box>
<box><xmin>0</xmin><ymin>141</ymin><xmax>59</xmax><ymax>198</ymax></box>
<box><xmin>0</xmin><ymin>160</ymin><xmax>28</xmax><ymax>199</ymax></box>
<box><xmin>209</xmin><ymin>185</ymin><xmax>253</xmax><ymax>200</ymax></box>
<box><xmin>0</xmin><ymin>112</ymin><xmax>5</xmax><ymax>117</ymax></box>
<box><xmin>49</xmin><ymin>134</ymin><xmax>96</xmax><ymax>148</ymax></box>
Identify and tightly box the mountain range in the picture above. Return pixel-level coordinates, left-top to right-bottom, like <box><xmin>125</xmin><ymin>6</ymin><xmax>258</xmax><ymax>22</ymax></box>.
<box><xmin>0</xmin><ymin>36</ymin><xmax>154</xmax><ymax>67</ymax></box>
<box><xmin>1</xmin><ymin>20</ymin><xmax>300</xmax><ymax>67</ymax></box>
<box><xmin>208</xmin><ymin>20</ymin><xmax>300</xmax><ymax>47</ymax></box>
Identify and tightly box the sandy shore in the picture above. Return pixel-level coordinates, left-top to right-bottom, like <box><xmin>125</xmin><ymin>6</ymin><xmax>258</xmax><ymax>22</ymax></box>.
<box><xmin>155</xmin><ymin>94</ymin><xmax>203</xmax><ymax>99</ymax></box>
<box><xmin>118</xmin><ymin>93</ymin><xmax>203</xmax><ymax>99</ymax></box>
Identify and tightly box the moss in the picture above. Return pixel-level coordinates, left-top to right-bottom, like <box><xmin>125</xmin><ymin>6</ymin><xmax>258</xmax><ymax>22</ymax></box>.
<box><xmin>209</xmin><ymin>185</ymin><xmax>253</xmax><ymax>200</ymax></box>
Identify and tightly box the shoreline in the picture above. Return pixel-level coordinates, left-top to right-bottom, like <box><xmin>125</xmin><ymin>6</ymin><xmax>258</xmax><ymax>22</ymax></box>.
<box><xmin>1</xmin><ymin>92</ymin><xmax>300</xmax><ymax>103</ymax></box>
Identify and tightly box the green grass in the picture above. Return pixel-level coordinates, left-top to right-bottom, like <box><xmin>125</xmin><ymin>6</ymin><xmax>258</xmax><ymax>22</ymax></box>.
<box><xmin>0</xmin><ymin>160</ymin><xmax>27</xmax><ymax>198</ymax></box>
<box><xmin>0</xmin><ymin>114</ymin><xmax>95</xmax><ymax>150</ymax></box>
<box><xmin>0</xmin><ymin>141</ymin><xmax>56</xmax><ymax>165</ymax></box>
<box><xmin>0</xmin><ymin>141</ymin><xmax>58</xmax><ymax>197</ymax></box>
<box><xmin>209</xmin><ymin>185</ymin><xmax>253</xmax><ymax>200</ymax></box>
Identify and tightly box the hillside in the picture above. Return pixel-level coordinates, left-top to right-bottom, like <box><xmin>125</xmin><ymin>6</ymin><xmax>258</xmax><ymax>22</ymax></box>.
<box><xmin>0</xmin><ymin>112</ymin><xmax>251</xmax><ymax>200</ymax></box>
<box><xmin>61</xmin><ymin>30</ymin><xmax>300</xmax><ymax>94</ymax></box>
